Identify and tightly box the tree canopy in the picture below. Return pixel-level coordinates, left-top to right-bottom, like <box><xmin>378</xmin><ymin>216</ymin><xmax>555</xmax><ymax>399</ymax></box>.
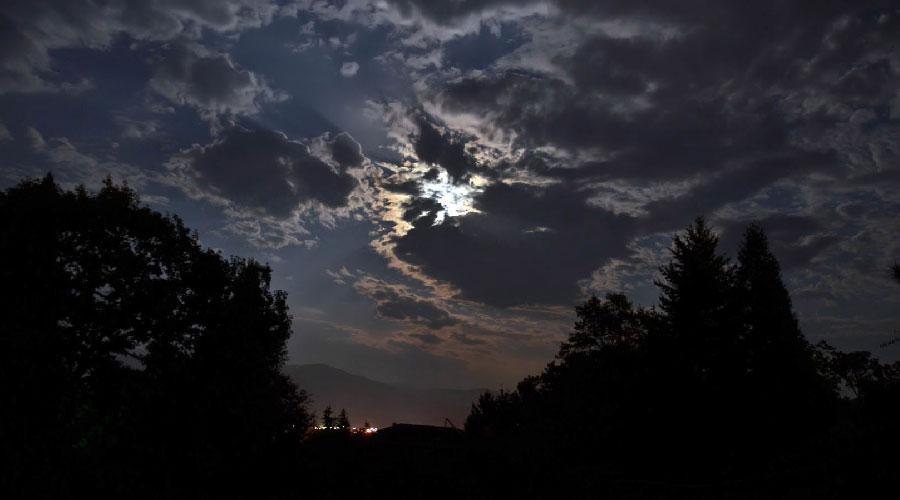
<box><xmin>467</xmin><ymin>218</ymin><xmax>900</xmax><ymax>487</ymax></box>
<box><xmin>0</xmin><ymin>176</ymin><xmax>310</xmax><ymax>499</ymax></box>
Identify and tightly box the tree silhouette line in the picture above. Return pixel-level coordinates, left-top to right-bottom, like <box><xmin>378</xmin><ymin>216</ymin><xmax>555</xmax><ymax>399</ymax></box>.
<box><xmin>319</xmin><ymin>405</ymin><xmax>352</xmax><ymax>430</ymax></box>
<box><xmin>466</xmin><ymin>217</ymin><xmax>900</xmax><ymax>494</ymax></box>
<box><xmin>0</xmin><ymin>176</ymin><xmax>310</xmax><ymax>499</ymax></box>
<box><xmin>2</xmin><ymin>176</ymin><xmax>899</xmax><ymax>498</ymax></box>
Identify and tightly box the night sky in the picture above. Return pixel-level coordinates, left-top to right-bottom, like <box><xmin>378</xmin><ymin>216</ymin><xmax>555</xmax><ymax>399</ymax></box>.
<box><xmin>1</xmin><ymin>1</ymin><xmax>898</xmax><ymax>389</ymax></box>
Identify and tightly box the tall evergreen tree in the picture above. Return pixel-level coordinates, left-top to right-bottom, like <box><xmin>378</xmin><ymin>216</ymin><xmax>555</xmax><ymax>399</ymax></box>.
<box><xmin>338</xmin><ymin>409</ymin><xmax>350</xmax><ymax>430</ymax></box>
<box><xmin>322</xmin><ymin>406</ymin><xmax>335</xmax><ymax>428</ymax></box>
<box><xmin>734</xmin><ymin>223</ymin><xmax>831</xmax><ymax>450</ymax></box>
<box><xmin>736</xmin><ymin>223</ymin><xmax>813</xmax><ymax>378</ymax></box>
<box><xmin>656</xmin><ymin>217</ymin><xmax>738</xmax><ymax>382</ymax></box>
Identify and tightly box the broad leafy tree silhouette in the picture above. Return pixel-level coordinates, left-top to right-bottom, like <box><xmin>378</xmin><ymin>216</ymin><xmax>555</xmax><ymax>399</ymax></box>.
<box><xmin>0</xmin><ymin>176</ymin><xmax>310</xmax><ymax>499</ymax></box>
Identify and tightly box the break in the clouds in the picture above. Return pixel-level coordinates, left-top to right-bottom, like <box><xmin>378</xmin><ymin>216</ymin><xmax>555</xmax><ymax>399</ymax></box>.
<box><xmin>2</xmin><ymin>0</ymin><xmax>899</xmax><ymax>388</ymax></box>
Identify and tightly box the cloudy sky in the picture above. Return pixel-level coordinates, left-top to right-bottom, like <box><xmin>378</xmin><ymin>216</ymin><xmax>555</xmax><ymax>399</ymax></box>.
<box><xmin>1</xmin><ymin>0</ymin><xmax>899</xmax><ymax>388</ymax></box>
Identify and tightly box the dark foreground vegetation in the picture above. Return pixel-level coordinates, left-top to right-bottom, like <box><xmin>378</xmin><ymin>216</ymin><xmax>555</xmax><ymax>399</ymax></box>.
<box><xmin>2</xmin><ymin>177</ymin><xmax>899</xmax><ymax>498</ymax></box>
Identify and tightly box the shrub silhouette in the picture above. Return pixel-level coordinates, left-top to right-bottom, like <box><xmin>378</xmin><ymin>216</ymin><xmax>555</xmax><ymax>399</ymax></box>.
<box><xmin>0</xmin><ymin>176</ymin><xmax>310</xmax><ymax>499</ymax></box>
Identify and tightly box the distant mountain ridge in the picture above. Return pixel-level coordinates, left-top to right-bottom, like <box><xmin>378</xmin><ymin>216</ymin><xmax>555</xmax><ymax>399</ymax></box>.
<box><xmin>284</xmin><ymin>364</ymin><xmax>486</xmax><ymax>428</ymax></box>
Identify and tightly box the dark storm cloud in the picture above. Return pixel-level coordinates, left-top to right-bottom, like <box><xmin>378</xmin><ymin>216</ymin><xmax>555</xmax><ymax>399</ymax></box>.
<box><xmin>395</xmin><ymin>182</ymin><xmax>635</xmax><ymax>307</ymax></box>
<box><xmin>149</xmin><ymin>43</ymin><xmax>283</xmax><ymax>119</ymax></box>
<box><xmin>171</xmin><ymin>127</ymin><xmax>356</xmax><ymax>217</ymax></box>
<box><xmin>413</xmin><ymin>119</ymin><xmax>477</xmax><ymax>183</ymax></box>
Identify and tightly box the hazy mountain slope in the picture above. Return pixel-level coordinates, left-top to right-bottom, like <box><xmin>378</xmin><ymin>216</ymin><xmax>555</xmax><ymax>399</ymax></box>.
<box><xmin>285</xmin><ymin>364</ymin><xmax>485</xmax><ymax>428</ymax></box>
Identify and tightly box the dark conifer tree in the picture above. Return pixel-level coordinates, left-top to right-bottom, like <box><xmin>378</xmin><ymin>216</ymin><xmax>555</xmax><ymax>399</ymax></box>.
<box><xmin>736</xmin><ymin>227</ymin><xmax>827</xmax><ymax>394</ymax></box>
<box><xmin>653</xmin><ymin>218</ymin><xmax>745</xmax><ymax>471</ymax></box>
<box><xmin>338</xmin><ymin>409</ymin><xmax>350</xmax><ymax>430</ymax></box>
<box><xmin>322</xmin><ymin>406</ymin><xmax>335</xmax><ymax>428</ymax></box>
<box><xmin>655</xmin><ymin>217</ymin><xmax>742</xmax><ymax>399</ymax></box>
<box><xmin>732</xmin><ymin>223</ymin><xmax>833</xmax><ymax>461</ymax></box>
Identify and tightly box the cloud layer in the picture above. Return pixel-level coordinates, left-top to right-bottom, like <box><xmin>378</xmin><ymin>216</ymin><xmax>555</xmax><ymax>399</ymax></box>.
<box><xmin>2</xmin><ymin>0</ymin><xmax>899</xmax><ymax>387</ymax></box>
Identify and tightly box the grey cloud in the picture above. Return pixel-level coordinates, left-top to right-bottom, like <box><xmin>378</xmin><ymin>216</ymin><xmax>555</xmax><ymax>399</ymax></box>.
<box><xmin>435</xmin><ymin>2</ymin><xmax>896</xmax><ymax>172</ymax></box>
<box><xmin>439</xmin><ymin>69</ymin><xmax>809</xmax><ymax>185</ymax></box>
<box><xmin>353</xmin><ymin>277</ymin><xmax>458</xmax><ymax>329</ymax></box>
<box><xmin>149</xmin><ymin>43</ymin><xmax>284</xmax><ymax>119</ymax></box>
<box><xmin>171</xmin><ymin>127</ymin><xmax>357</xmax><ymax>217</ymax></box>
<box><xmin>340</xmin><ymin>61</ymin><xmax>360</xmax><ymax>77</ymax></box>
<box><xmin>330</xmin><ymin>132</ymin><xmax>365</xmax><ymax>168</ymax></box>
<box><xmin>382</xmin><ymin>179</ymin><xmax>422</xmax><ymax>196</ymax></box>
<box><xmin>413</xmin><ymin>119</ymin><xmax>477</xmax><ymax>183</ymax></box>
<box><xmin>0</xmin><ymin>0</ymin><xmax>283</xmax><ymax>94</ymax></box>
<box><xmin>640</xmin><ymin>151</ymin><xmax>838</xmax><ymax>232</ymax></box>
<box><xmin>356</xmin><ymin>0</ymin><xmax>897</xmax><ymax>321</ymax></box>
<box><xmin>451</xmin><ymin>333</ymin><xmax>488</xmax><ymax>346</ymax></box>
<box><xmin>401</xmin><ymin>196</ymin><xmax>443</xmax><ymax>224</ymax></box>
<box><xmin>374</xmin><ymin>294</ymin><xmax>457</xmax><ymax>329</ymax></box>
<box><xmin>409</xmin><ymin>332</ymin><xmax>442</xmax><ymax>345</ymax></box>
<box><xmin>427</xmin><ymin>2</ymin><xmax>898</xmax><ymax>235</ymax></box>
<box><xmin>718</xmin><ymin>214</ymin><xmax>841</xmax><ymax>271</ymax></box>
<box><xmin>0</xmin><ymin>122</ymin><xmax>11</xmax><ymax>142</ymax></box>
<box><xmin>386</xmin><ymin>0</ymin><xmax>531</xmax><ymax>25</ymax></box>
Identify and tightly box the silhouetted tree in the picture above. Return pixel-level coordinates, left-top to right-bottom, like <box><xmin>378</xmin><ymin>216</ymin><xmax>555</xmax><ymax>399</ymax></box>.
<box><xmin>0</xmin><ymin>176</ymin><xmax>310</xmax><ymax>499</ymax></box>
<box><xmin>557</xmin><ymin>293</ymin><xmax>646</xmax><ymax>358</ymax></box>
<box><xmin>466</xmin><ymin>217</ymin><xmax>854</xmax><ymax>484</ymax></box>
<box><xmin>656</xmin><ymin>217</ymin><xmax>740</xmax><ymax>383</ymax></box>
<box><xmin>649</xmin><ymin>218</ymin><xmax>749</xmax><ymax>472</ymax></box>
<box><xmin>730</xmin><ymin>223</ymin><xmax>835</xmax><ymax>464</ymax></box>
<box><xmin>338</xmin><ymin>408</ymin><xmax>350</xmax><ymax>430</ymax></box>
<box><xmin>465</xmin><ymin>388</ymin><xmax>524</xmax><ymax>439</ymax></box>
<box><xmin>322</xmin><ymin>405</ymin><xmax>335</xmax><ymax>428</ymax></box>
